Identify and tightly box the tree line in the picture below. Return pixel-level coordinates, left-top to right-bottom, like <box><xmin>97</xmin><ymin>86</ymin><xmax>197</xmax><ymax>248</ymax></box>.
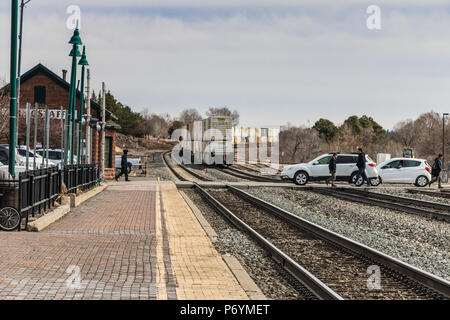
<box><xmin>280</xmin><ymin>112</ymin><xmax>450</xmax><ymax>165</ymax></box>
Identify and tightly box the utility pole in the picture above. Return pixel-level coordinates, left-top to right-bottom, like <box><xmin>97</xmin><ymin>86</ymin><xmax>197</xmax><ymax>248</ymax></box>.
<box><xmin>86</xmin><ymin>68</ymin><xmax>91</xmax><ymax>164</ymax></box>
<box><xmin>101</xmin><ymin>82</ymin><xmax>106</xmax><ymax>179</ymax></box>
<box><xmin>16</xmin><ymin>0</ymin><xmax>31</xmax><ymax>147</ymax></box>
<box><xmin>444</xmin><ymin>113</ymin><xmax>449</xmax><ymax>168</ymax></box>
<box><xmin>9</xmin><ymin>0</ymin><xmax>19</xmax><ymax>178</ymax></box>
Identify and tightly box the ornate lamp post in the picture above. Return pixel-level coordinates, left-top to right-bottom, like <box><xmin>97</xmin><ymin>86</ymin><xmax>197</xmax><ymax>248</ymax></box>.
<box><xmin>65</xmin><ymin>27</ymin><xmax>82</xmax><ymax>165</ymax></box>
<box><xmin>9</xmin><ymin>0</ymin><xmax>19</xmax><ymax>178</ymax></box>
<box><xmin>77</xmin><ymin>46</ymin><xmax>88</xmax><ymax>164</ymax></box>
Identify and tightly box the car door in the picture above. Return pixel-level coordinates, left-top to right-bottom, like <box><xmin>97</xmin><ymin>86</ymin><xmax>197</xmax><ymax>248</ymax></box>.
<box><xmin>379</xmin><ymin>160</ymin><xmax>402</xmax><ymax>183</ymax></box>
<box><xmin>309</xmin><ymin>155</ymin><xmax>332</xmax><ymax>179</ymax></box>
<box><xmin>401</xmin><ymin>160</ymin><xmax>422</xmax><ymax>183</ymax></box>
<box><xmin>336</xmin><ymin>155</ymin><xmax>356</xmax><ymax>179</ymax></box>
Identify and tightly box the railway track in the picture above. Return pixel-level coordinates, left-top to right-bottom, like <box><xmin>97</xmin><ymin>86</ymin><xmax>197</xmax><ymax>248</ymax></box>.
<box><xmin>194</xmin><ymin>185</ymin><xmax>450</xmax><ymax>300</ymax></box>
<box><xmin>307</xmin><ymin>187</ymin><xmax>450</xmax><ymax>222</ymax></box>
<box><xmin>407</xmin><ymin>189</ymin><xmax>450</xmax><ymax>200</ymax></box>
<box><xmin>162</xmin><ymin>151</ymin><xmax>213</xmax><ymax>182</ymax></box>
<box><xmin>222</xmin><ymin>166</ymin><xmax>283</xmax><ymax>183</ymax></box>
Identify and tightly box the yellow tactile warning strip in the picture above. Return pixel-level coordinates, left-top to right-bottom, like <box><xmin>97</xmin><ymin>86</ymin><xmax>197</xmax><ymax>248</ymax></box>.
<box><xmin>159</xmin><ymin>184</ymin><xmax>249</xmax><ymax>300</ymax></box>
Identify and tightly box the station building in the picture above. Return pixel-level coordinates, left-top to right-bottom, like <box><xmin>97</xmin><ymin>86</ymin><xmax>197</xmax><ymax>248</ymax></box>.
<box><xmin>0</xmin><ymin>63</ymin><xmax>120</xmax><ymax>180</ymax></box>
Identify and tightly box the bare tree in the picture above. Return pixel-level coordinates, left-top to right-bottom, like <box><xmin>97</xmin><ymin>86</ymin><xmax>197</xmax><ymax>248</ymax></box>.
<box><xmin>206</xmin><ymin>107</ymin><xmax>239</xmax><ymax>126</ymax></box>
<box><xmin>279</xmin><ymin>126</ymin><xmax>325</xmax><ymax>164</ymax></box>
<box><xmin>0</xmin><ymin>79</ymin><xmax>9</xmax><ymax>142</ymax></box>
<box><xmin>179</xmin><ymin>108</ymin><xmax>202</xmax><ymax>125</ymax></box>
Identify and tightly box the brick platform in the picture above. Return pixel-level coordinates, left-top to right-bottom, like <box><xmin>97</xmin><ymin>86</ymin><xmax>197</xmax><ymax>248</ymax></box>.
<box><xmin>0</xmin><ymin>182</ymin><xmax>248</xmax><ymax>300</ymax></box>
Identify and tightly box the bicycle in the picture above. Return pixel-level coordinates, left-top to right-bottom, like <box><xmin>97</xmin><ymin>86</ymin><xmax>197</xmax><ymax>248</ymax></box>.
<box><xmin>0</xmin><ymin>193</ymin><xmax>21</xmax><ymax>231</ymax></box>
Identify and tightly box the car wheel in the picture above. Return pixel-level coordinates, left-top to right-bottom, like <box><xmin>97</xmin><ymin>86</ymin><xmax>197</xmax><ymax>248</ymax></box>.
<box><xmin>0</xmin><ymin>207</ymin><xmax>21</xmax><ymax>231</ymax></box>
<box><xmin>370</xmin><ymin>176</ymin><xmax>381</xmax><ymax>186</ymax></box>
<box><xmin>415</xmin><ymin>175</ymin><xmax>428</xmax><ymax>187</ymax></box>
<box><xmin>350</xmin><ymin>172</ymin><xmax>364</xmax><ymax>187</ymax></box>
<box><xmin>294</xmin><ymin>171</ymin><xmax>309</xmax><ymax>185</ymax></box>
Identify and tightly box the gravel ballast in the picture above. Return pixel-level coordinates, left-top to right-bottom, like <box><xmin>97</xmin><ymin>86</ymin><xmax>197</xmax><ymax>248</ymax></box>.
<box><xmin>146</xmin><ymin>152</ymin><xmax>174</xmax><ymax>181</ymax></box>
<box><xmin>183</xmin><ymin>189</ymin><xmax>314</xmax><ymax>300</ymax></box>
<box><xmin>243</xmin><ymin>187</ymin><xmax>450</xmax><ymax>280</ymax></box>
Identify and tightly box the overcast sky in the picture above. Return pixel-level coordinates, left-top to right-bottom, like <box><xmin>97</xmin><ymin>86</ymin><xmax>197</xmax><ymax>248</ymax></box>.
<box><xmin>1</xmin><ymin>1</ymin><xmax>450</xmax><ymax>129</ymax></box>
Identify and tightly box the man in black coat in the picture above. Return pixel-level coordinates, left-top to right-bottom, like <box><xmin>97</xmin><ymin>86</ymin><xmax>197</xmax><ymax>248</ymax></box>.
<box><xmin>353</xmin><ymin>148</ymin><xmax>371</xmax><ymax>187</ymax></box>
<box><xmin>429</xmin><ymin>154</ymin><xmax>443</xmax><ymax>188</ymax></box>
<box><xmin>326</xmin><ymin>153</ymin><xmax>338</xmax><ymax>187</ymax></box>
<box><xmin>115</xmin><ymin>149</ymin><xmax>130</xmax><ymax>182</ymax></box>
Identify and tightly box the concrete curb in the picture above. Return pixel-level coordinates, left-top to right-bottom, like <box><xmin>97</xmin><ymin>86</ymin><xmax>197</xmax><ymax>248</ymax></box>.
<box><xmin>27</xmin><ymin>184</ymin><xmax>108</xmax><ymax>232</ymax></box>
<box><xmin>222</xmin><ymin>255</ymin><xmax>267</xmax><ymax>300</ymax></box>
<box><xmin>27</xmin><ymin>204</ymin><xmax>70</xmax><ymax>232</ymax></box>
<box><xmin>70</xmin><ymin>184</ymin><xmax>108</xmax><ymax>208</ymax></box>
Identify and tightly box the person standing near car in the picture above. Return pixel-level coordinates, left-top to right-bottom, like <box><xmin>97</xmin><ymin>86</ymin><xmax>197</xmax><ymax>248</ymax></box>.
<box><xmin>326</xmin><ymin>153</ymin><xmax>338</xmax><ymax>187</ymax></box>
<box><xmin>429</xmin><ymin>154</ymin><xmax>443</xmax><ymax>188</ymax></box>
<box><xmin>115</xmin><ymin>149</ymin><xmax>130</xmax><ymax>182</ymax></box>
<box><xmin>353</xmin><ymin>148</ymin><xmax>371</xmax><ymax>187</ymax></box>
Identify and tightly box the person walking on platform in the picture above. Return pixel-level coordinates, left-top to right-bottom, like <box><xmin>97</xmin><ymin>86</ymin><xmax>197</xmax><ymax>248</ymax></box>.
<box><xmin>353</xmin><ymin>148</ymin><xmax>371</xmax><ymax>187</ymax></box>
<box><xmin>326</xmin><ymin>153</ymin><xmax>338</xmax><ymax>187</ymax></box>
<box><xmin>115</xmin><ymin>149</ymin><xmax>130</xmax><ymax>182</ymax></box>
<box><xmin>429</xmin><ymin>154</ymin><xmax>443</xmax><ymax>188</ymax></box>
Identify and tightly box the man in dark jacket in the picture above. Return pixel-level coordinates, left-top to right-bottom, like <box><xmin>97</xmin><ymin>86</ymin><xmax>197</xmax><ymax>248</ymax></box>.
<box><xmin>353</xmin><ymin>148</ymin><xmax>370</xmax><ymax>187</ymax></box>
<box><xmin>115</xmin><ymin>149</ymin><xmax>130</xmax><ymax>182</ymax></box>
<box><xmin>326</xmin><ymin>153</ymin><xmax>338</xmax><ymax>187</ymax></box>
<box><xmin>429</xmin><ymin>154</ymin><xmax>443</xmax><ymax>188</ymax></box>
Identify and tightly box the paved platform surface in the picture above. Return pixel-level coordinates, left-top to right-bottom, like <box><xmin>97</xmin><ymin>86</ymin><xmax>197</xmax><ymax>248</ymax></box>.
<box><xmin>0</xmin><ymin>183</ymin><xmax>248</xmax><ymax>300</ymax></box>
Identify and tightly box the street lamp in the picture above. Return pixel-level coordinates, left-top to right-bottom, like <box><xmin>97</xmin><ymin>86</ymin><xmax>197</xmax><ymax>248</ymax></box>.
<box><xmin>9</xmin><ymin>0</ymin><xmax>19</xmax><ymax>178</ymax></box>
<box><xmin>65</xmin><ymin>27</ymin><xmax>82</xmax><ymax>165</ymax></box>
<box><xmin>77</xmin><ymin>46</ymin><xmax>88</xmax><ymax>164</ymax></box>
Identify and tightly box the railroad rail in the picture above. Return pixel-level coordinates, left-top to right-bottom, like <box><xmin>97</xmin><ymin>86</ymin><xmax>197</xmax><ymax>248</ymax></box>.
<box><xmin>194</xmin><ymin>185</ymin><xmax>450</xmax><ymax>300</ymax></box>
<box><xmin>162</xmin><ymin>151</ymin><xmax>213</xmax><ymax>182</ymax></box>
<box><xmin>407</xmin><ymin>189</ymin><xmax>450</xmax><ymax>200</ymax></box>
<box><xmin>222</xmin><ymin>166</ymin><xmax>283</xmax><ymax>183</ymax></box>
<box><xmin>308</xmin><ymin>187</ymin><xmax>450</xmax><ymax>223</ymax></box>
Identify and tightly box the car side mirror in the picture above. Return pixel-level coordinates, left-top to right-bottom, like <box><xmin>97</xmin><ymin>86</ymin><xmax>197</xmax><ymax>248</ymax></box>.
<box><xmin>396</xmin><ymin>166</ymin><xmax>402</xmax><ymax>169</ymax></box>
<box><xmin>313</xmin><ymin>161</ymin><xmax>319</xmax><ymax>165</ymax></box>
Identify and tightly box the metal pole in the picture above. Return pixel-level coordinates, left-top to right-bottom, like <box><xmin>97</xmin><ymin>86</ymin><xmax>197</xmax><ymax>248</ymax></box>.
<box><xmin>67</xmin><ymin>44</ymin><xmax>78</xmax><ymax>165</ymax></box>
<box><xmin>86</xmin><ymin>68</ymin><xmax>91</xmax><ymax>164</ymax></box>
<box><xmin>101</xmin><ymin>82</ymin><xmax>106</xmax><ymax>179</ymax></box>
<box><xmin>9</xmin><ymin>0</ymin><xmax>19</xmax><ymax>178</ymax></box>
<box><xmin>63</xmin><ymin>109</ymin><xmax>69</xmax><ymax>169</ymax></box>
<box><xmin>60</xmin><ymin>106</ymin><xmax>64</xmax><ymax>164</ymax></box>
<box><xmin>33</xmin><ymin>102</ymin><xmax>37</xmax><ymax>170</ymax></box>
<box><xmin>444</xmin><ymin>113</ymin><xmax>449</xmax><ymax>166</ymax></box>
<box><xmin>45</xmin><ymin>106</ymin><xmax>49</xmax><ymax>168</ymax></box>
<box><xmin>77</xmin><ymin>65</ymin><xmax>85</xmax><ymax>164</ymax></box>
<box><xmin>25</xmin><ymin>102</ymin><xmax>30</xmax><ymax>171</ymax></box>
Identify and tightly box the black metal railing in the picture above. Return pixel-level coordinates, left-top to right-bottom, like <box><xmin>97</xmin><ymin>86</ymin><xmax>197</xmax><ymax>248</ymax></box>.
<box><xmin>18</xmin><ymin>166</ymin><xmax>62</xmax><ymax>224</ymax></box>
<box><xmin>63</xmin><ymin>163</ymin><xmax>99</xmax><ymax>194</ymax></box>
<box><xmin>0</xmin><ymin>163</ymin><xmax>100</xmax><ymax>231</ymax></box>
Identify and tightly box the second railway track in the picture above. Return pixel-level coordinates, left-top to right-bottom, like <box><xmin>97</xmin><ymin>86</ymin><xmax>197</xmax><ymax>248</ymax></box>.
<box><xmin>194</xmin><ymin>185</ymin><xmax>450</xmax><ymax>300</ymax></box>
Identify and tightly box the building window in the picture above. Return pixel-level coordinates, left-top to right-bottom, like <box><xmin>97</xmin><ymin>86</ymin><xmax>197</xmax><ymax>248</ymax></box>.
<box><xmin>105</xmin><ymin>136</ymin><xmax>113</xmax><ymax>168</ymax></box>
<box><xmin>34</xmin><ymin>86</ymin><xmax>46</xmax><ymax>104</ymax></box>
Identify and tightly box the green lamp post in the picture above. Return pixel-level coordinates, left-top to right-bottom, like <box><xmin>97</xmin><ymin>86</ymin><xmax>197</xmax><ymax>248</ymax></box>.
<box><xmin>9</xmin><ymin>0</ymin><xmax>19</xmax><ymax>178</ymax></box>
<box><xmin>77</xmin><ymin>46</ymin><xmax>88</xmax><ymax>164</ymax></box>
<box><xmin>65</xmin><ymin>27</ymin><xmax>82</xmax><ymax>165</ymax></box>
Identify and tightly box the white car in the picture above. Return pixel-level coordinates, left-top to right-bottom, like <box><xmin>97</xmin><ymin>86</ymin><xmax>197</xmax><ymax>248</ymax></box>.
<box><xmin>0</xmin><ymin>163</ymin><xmax>29</xmax><ymax>179</ymax></box>
<box><xmin>17</xmin><ymin>147</ymin><xmax>56</xmax><ymax>169</ymax></box>
<box><xmin>374</xmin><ymin>158</ymin><xmax>432</xmax><ymax>187</ymax></box>
<box><xmin>281</xmin><ymin>153</ymin><xmax>379</xmax><ymax>186</ymax></box>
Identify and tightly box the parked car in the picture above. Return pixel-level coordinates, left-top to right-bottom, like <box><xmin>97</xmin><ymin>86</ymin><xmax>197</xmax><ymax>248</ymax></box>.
<box><xmin>17</xmin><ymin>147</ymin><xmax>56</xmax><ymax>168</ymax></box>
<box><xmin>373</xmin><ymin>158</ymin><xmax>431</xmax><ymax>187</ymax></box>
<box><xmin>281</xmin><ymin>153</ymin><xmax>379</xmax><ymax>186</ymax></box>
<box><xmin>0</xmin><ymin>145</ymin><xmax>33</xmax><ymax>170</ymax></box>
<box><xmin>0</xmin><ymin>162</ymin><xmax>30</xmax><ymax>179</ymax></box>
<box><xmin>35</xmin><ymin>149</ymin><xmax>77</xmax><ymax>168</ymax></box>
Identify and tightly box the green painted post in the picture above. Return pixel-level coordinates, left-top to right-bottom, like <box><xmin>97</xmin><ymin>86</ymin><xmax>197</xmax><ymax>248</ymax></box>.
<box><xmin>77</xmin><ymin>46</ymin><xmax>88</xmax><ymax>164</ymax></box>
<box><xmin>9</xmin><ymin>0</ymin><xmax>19</xmax><ymax>178</ymax></box>
<box><xmin>66</xmin><ymin>28</ymin><xmax>82</xmax><ymax>165</ymax></box>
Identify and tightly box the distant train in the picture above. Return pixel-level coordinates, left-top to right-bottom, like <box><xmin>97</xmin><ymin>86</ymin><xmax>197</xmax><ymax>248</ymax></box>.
<box><xmin>180</xmin><ymin>116</ymin><xmax>234</xmax><ymax>166</ymax></box>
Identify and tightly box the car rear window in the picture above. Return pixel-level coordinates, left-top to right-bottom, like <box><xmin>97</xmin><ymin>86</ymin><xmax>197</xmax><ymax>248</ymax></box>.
<box><xmin>336</xmin><ymin>155</ymin><xmax>357</xmax><ymax>164</ymax></box>
<box><xmin>404</xmin><ymin>160</ymin><xmax>421</xmax><ymax>167</ymax></box>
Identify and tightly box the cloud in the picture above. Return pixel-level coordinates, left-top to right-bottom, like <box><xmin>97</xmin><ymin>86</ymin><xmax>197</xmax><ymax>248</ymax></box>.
<box><xmin>1</xmin><ymin>1</ymin><xmax>450</xmax><ymax>129</ymax></box>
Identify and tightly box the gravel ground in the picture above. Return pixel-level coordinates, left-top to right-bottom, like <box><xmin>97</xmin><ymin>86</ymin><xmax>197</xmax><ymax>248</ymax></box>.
<box><xmin>244</xmin><ymin>187</ymin><xmax>450</xmax><ymax>280</ymax></box>
<box><xmin>373</xmin><ymin>188</ymin><xmax>450</xmax><ymax>206</ymax></box>
<box><xmin>184</xmin><ymin>165</ymin><xmax>242</xmax><ymax>182</ymax></box>
<box><xmin>145</xmin><ymin>152</ymin><xmax>174</xmax><ymax>181</ymax></box>
<box><xmin>183</xmin><ymin>189</ymin><xmax>314</xmax><ymax>300</ymax></box>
